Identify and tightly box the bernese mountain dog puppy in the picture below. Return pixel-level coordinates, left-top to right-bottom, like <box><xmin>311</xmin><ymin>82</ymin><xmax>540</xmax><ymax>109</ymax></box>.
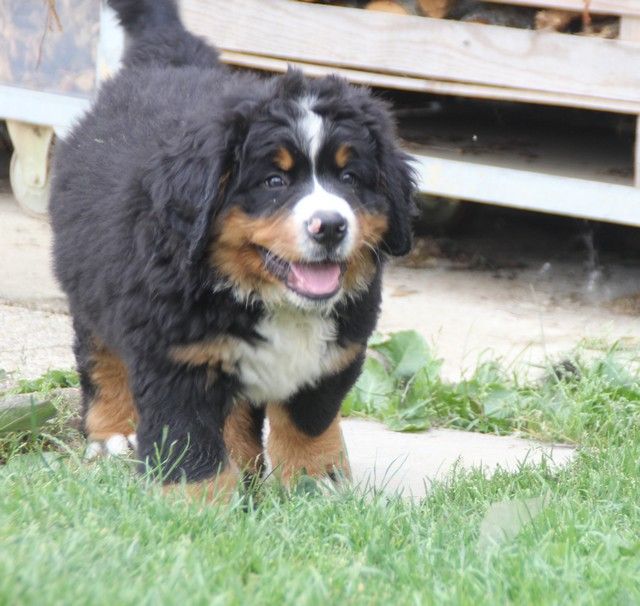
<box><xmin>50</xmin><ymin>0</ymin><xmax>415</xmax><ymax>498</ymax></box>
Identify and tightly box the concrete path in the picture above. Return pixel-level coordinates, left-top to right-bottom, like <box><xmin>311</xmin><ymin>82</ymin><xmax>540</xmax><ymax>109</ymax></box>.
<box><xmin>342</xmin><ymin>419</ymin><xmax>574</xmax><ymax>498</ymax></box>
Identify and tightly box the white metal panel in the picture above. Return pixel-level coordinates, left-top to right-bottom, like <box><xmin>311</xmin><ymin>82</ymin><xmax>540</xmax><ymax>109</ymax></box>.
<box><xmin>0</xmin><ymin>85</ymin><xmax>90</xmax><ymax>137</ymax></box>
<box><xmin>412</xmin><ymin>153</ymin><xmax>640</xmax><ymax>226</ymax></box>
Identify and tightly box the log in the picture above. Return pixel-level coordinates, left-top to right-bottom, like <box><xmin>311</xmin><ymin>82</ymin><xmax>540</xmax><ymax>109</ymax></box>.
<box><xmin>535</xmin><ymin>9</ymin><xmax>579</xmax><ymax>31</ymax></box>
<box><xmin>0</xmin><ymin>388</ymin><xmax>80</xmax><ymax>433</ymax></box>
<box><xmin>416</xmin><ymin>0</ymin><xmax>453</xmax><ymax>19</ymax></box>
<box><xmin>365</xmin><ymin>1</ymin><xmax>408</xmax><ymax>14</ymax></box>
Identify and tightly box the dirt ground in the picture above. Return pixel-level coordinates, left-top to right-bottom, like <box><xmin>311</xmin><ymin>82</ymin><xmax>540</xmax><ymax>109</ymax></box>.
<box><xmin>1</xmin><ymin>163</ymin><xmax>640</xmax><ymax>381</ymax></box>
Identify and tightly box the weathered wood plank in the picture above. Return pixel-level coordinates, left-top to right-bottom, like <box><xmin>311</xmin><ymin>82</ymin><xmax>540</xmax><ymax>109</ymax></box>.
<box><xmin>219</xmin><ymin>50</ymin><xmax>640</xmax><ymax>114</ymax></box>
<box><xmin>620</xmin><ymin>15</ymin><xmax>640</xmax><ymax>39</ymax></box>
<box><xmin>488</xmin><ymin>0</ymin><xmax>640</xmax><ymax>18</ymax></box>
<box><xmin>619</xmin><ymin>16</ymin><xmax>640</xmax><ymax>186</ymax></box>
<box><xmin>182</xmin><ymin>0</ymin><xmax>640</xmax><ymax>104</ymax></box>
<box><xmin>634</xmin><ymin>118</ymin><xmax>640</xmax><ymax>187</ymax></box>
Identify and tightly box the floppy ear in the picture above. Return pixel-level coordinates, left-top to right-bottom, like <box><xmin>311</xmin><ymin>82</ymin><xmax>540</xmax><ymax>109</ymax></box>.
<box><xmin>378</xmin><ymin>145</ymin><xmax>417</xmax><ymax>257</ymax></box>
<box><xmin>143</xmin><ymin>103</ymin><xmax>256</xmax><ymax>265</ymax></box>
<box><xmin>357</xmin><ymin>96</ymin><xmax>418</xmax><ymax>257</ymax></box>
<box><xmin>144</xmin><ymin>122</ymin><xmax>230</xmax><ymax>265</ymax></box>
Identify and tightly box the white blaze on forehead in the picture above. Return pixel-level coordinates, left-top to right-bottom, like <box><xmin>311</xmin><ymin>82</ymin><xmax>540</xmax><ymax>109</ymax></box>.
<box><xmin>295</xmin><ymin>97</ymin><xmax>357</xmax><ymax>258</ymax></box>
<box><xmin>298</xmin><ymin>97</ymin><xmax>324</xmax><ymax>165</ymax></box>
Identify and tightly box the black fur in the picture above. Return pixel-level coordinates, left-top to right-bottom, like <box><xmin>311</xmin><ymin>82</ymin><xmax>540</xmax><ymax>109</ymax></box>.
<box><xmin>50</xmin><ymin>0</ymin><xmax>415</xmax><ymax>483</ymax></box>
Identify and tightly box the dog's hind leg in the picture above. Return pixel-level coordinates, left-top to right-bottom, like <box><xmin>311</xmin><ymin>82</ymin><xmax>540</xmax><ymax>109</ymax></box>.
<box><xmin>74</xmin><ymin>325</ymin><xmax>138</xmax><ymax>457</ymax></box>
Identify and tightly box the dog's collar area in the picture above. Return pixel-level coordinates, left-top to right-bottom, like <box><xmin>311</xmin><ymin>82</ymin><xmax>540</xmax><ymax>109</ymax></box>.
<box><xmin>256</xmin><ymin>246</ymin><xmax>344</xmax><ymax>300</ymax></box>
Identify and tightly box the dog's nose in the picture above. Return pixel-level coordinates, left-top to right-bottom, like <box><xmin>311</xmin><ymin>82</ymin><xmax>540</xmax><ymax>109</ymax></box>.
<box><xmin>306</xmin><ymin>211</ymin><xmax>348</xmax><ymax>247</ymax></box>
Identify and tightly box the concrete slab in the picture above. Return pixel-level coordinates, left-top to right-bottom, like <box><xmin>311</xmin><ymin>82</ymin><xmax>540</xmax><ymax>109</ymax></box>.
<box><xmin>342</xmin><ymin>418</ymin><xmax>575</xmax><ymax>499</ymax></box>
<box><xmin>0</xmin><ymin>191</ymin><xmax>66</xmax><ymax>312</ymax></box>
<box><xmin>0</xmin><ymin>302</ymin><xmax>74</xmax><ymax>380</ymax></box>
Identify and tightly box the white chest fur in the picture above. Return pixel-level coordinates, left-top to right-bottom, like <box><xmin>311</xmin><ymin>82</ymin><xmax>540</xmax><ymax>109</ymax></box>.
<box><xmin>235</xmin><ymin>309</ymin><xmax>342</xmax><ymax>403</ymax></box>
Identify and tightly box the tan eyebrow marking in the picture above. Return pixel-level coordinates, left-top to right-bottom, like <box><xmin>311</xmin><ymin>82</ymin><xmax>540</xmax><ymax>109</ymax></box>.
<box><xmin>274</xmin><ymin>147</ymin><xmax>295</xmax><ymax>172</ymax></box>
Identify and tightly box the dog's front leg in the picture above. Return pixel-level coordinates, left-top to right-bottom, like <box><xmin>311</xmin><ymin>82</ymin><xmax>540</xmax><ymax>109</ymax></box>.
<box><xmin>265</xmin><ymin>360</ymin><xmax>362</xmax><ymax>486</ymax></box>
<box><xmin>129</xmin><ymin>357</ymin><xmax>238</xmax><ymax>502</ymax></box>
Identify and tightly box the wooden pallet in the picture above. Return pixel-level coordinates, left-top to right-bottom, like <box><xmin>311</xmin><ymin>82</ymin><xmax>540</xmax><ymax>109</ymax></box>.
<box><xmin>182</xmin><ymin>0</ymin><xmax>640</xmax><ymax>226</ymax></box>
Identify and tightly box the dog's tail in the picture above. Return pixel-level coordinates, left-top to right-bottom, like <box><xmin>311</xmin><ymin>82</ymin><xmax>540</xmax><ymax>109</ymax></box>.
<box><xmin>107</xmin><ymin>0</ymin><xmax>220</xmax><ymax>69</ymax></box>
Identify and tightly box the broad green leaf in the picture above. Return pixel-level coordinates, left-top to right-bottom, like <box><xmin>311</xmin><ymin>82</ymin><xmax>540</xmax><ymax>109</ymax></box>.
<box><xmin>341</xmin><ymin>390</ymin><xmax>357</xmax><ymax>416</ymax></box>
<box><xmin>477</xmin><ymin>494</ymin><xmax>549</xmax><ymax>552</ymax></box>
<box><xmin>350</xmin><ymin>357</ymin><xmax>396</xmax><ymax>413</ymax></box>
<box><xmin>367</xmin><ymin>332</ymin><xmax>389</xmax><ymax>347</ymax></box>
<box><xmin>15</xmin><ymin>369</ymin><xmax>79</xmax><ymax>394</ymax></box>
<box><xmin>403</xmin><ymin>366</ymin><xmax>440</xmax><ymax>409</ymax></box>
<box><xmin>373</xmin><ymin>330</ymin><xmax>436</xmax><ymax>380</ymax></box>
<box><xmin>386</xmin><ymin>415</ymin><xmax>431</xmax><ymax>432</ymax></box>
<box><xmin>482</xmin><ymin>389</ymin><xmax>518</xmax><ymax>420</ymax></box>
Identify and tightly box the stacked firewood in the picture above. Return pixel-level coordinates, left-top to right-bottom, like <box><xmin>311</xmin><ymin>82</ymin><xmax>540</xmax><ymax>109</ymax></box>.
<box><xmin>296</xmin><ymin>0</ymin><xmax>620</xmax><ymax>38</ymax></box>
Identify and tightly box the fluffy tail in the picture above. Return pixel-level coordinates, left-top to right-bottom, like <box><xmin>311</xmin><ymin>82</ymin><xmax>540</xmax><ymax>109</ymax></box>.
<box><xmin>107</xmin><ymin>0</ymin><xmax>220</xmax><ymax>69</ymax></box>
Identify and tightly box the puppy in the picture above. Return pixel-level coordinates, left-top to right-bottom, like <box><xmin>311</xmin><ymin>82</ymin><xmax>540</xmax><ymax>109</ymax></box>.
<box><xmin>50</xmin><ymin>0</ymin><xmax>415</xmax><ymax>497</ymax></box>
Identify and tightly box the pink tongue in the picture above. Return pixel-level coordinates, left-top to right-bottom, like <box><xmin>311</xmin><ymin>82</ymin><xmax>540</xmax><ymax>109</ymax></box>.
<box><xmin>288</xmin><ymin>262</ymin><xmax>341</xmax><ymax>296</ymax></box>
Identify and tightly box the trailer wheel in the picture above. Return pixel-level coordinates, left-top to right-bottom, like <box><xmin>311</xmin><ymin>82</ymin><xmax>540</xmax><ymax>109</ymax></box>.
<box><xmin>6</xmin><ymin>120</ymin><xmax>54</xmax><ymax>217</ymax></box>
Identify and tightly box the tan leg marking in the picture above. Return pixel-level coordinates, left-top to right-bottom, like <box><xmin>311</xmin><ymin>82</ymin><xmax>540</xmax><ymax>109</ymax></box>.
<box><xmin>163</xmin><ymin>464</ymin><xmax>240</xmax><ymax>504</ymax></box>
<box><xmin>224</xmin><ymin>401</ymin><xmax>264</xmax><ymax>476</ymax></box>
<box><xmin>86</xmin><ymin>346</ymin><xmax>138</xmax><ymax>441</ymax></box>
<box><xmin>266</xmin><ymin>404</ymin><xmax>351</xmax><ymax>485</ymax></box>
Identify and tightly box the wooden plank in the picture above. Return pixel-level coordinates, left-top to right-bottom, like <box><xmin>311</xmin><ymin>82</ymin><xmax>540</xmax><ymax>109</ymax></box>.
<box><xmin>619</xmin><ymin>16</ymin><xmax>640</xmax><ymax>186</ymax></box>
<box><xmin>620</xmin><ymin>16</ymin><xmax>640</xmax><ymax>39</ymax></box>
<box><xmin>488</xmin><ymin>0</ymin><xmax>640</xmax><ymax>17</ymax></box>
<box><xmin>635</xmin><ymin>117</ymin><xmax>640</xmax><ymax>187</ymax></box>
<box><xmin>220</xmin><ymin>50</ymin><xmax>640</xmax><ymax>114</ymax></box>
<box><xmin>182</xmin><ymin>0</ymin><xmax>640</xmax><ymax>105</ymax></box>
<box><xmin>411</xmin><ymin>153</ymin><xmax>640</xmax><ymax>226</ymax></box>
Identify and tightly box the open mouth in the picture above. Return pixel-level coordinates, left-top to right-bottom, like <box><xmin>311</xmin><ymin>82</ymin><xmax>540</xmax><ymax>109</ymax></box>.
<box><xmin>257</xmin><ymin>247</ymin><xmax>344</xmax><ymax>300</ymax></box>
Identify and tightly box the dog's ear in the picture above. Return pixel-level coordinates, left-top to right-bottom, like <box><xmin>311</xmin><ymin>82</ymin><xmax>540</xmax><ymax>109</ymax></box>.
<box><xmin>378</xmin><ymin>145</ymin><xmax>417</xmax><ymax>257</ymax></box>
<box><xmin>144</xmin><ymin>122</ymin><xmax>229</xmax><ymax>264</ymax></box>
<box><xmin>143</xmin><ymin>105</ymin><xmax>254</xmax><ymax>265</ymax></box>
<box><xmin>358</xmin><ymin>96</ymin><xmax>418</xmax><ymax>257</ymax></box>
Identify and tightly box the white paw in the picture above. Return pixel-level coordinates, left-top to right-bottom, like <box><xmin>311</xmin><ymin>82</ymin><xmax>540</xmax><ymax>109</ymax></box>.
<box><xmin>85</xmin><ymin>433</ymin><xmax>138</xmax><ymax>460</ymax></box>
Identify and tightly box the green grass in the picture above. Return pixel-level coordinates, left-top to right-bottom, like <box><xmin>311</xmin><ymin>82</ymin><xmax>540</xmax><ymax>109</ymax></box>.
<box><xmin>0</xmin><ymin>369</ymin><xmax>81</xmax><ymax>463</ymax></box>
<box><xmin>1</xmin><ymin>336</ymin><xmax>640</xmax><ymax>604</ymax></box>
<box><xmin>344</xmin><ymin>331</ymin><xmax>640</xmax><ymax>446</ymax></box>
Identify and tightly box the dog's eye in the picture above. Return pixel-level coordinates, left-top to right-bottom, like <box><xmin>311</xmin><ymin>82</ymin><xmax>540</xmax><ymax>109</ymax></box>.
<box><xmin>265</xmin><ymin>175</ymin><xmax>286</xmax><ymax>189</ymax></box>
<box><xmin>340</xmin><ymin>171</ymin><xmax>357</xmax><ymax>186</ymax></box>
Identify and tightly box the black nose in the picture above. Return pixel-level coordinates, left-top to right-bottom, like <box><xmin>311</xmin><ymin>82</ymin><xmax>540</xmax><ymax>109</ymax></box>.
<box><xmin>306</xmin><ymin>211</ymin><xmax>348</xmax><ymax>248</ymax></box>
